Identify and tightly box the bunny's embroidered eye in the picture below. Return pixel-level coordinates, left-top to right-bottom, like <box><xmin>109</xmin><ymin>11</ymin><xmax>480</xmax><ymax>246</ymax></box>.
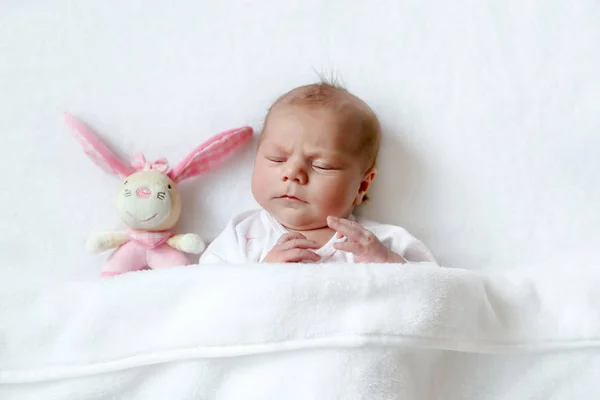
<box><xmin>168</xmin><ymin>184</ymin><xmax>172</xmax><ymax>190</ymax></box>
<box><xmin>124</xmin><ymin>180</ymin><xmax>128</xmax><ymax>185</ymax></box>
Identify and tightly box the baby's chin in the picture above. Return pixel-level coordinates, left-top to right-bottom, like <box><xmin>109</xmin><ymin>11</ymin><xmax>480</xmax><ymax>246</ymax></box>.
<box><xmin>270</xmin><ymin>207</ymin><xmax>328</xmax><ymax>231</ymax></box>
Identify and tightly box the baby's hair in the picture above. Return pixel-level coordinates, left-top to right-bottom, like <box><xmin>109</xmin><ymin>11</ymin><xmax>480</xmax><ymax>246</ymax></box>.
<box><xmin>264</xmin><ymin>77</ymin><xmax>381</xmax><ymax>202</ymax></box>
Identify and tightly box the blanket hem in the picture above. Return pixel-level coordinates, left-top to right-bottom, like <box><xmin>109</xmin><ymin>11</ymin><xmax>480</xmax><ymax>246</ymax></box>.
<box><xmin>3</xmin><ymin>333</ymin><xmax>600</xmax><ymax>384</ymax></box>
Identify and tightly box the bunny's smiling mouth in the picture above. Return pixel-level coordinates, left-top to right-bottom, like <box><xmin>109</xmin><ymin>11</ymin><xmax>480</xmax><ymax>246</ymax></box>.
<box><xmin>127</xmin><ymin>212</ymin><xmax>158</xmax><ymax>222</ymax></box>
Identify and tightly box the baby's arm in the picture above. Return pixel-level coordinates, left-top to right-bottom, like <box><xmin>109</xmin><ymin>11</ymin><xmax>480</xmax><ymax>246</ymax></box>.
<box><xmin>377</xmin><ymin>223</ymin><xmax>438</xmax><ymax>264</ymax></box>
<box><xmin>327</xmin><ymin>216</ymin><xmax>437</xmax><ymax>264</ymax></box>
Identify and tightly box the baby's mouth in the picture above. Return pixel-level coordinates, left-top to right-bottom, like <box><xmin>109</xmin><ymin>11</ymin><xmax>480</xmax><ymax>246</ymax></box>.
<box><xmin>279</xmin><ymin>195</ymin><xmax>306</xmax><ymax>203</ymax></box>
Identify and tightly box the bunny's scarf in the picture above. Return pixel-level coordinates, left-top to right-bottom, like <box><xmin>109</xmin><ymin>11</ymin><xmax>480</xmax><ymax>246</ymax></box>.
<box><xmin>126</xmin><ymin>230</ymin><xmax>174</xmax><ymax>249</ymax></box>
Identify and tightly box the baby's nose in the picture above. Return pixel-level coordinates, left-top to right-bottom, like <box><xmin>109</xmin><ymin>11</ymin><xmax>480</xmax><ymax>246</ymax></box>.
<box><xmin>136</xmin><ymin>187</ymin><xmax>152</xmax><ymax>199</ymax></box>
<box><xmin>283</xmin><ymin>165</ymin><xmax>308</xmax><ymax>184</ymax></box>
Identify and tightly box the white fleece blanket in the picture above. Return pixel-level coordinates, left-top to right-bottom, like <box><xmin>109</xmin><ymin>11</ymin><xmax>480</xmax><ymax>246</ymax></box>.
<box><xmin>1</xmin><ymin>263</ymin><xmax>600</xmax><ymax>399</ymax></box>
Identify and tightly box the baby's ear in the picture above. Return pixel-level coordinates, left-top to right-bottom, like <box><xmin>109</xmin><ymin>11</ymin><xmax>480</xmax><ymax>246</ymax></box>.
<box><xmin>354</xmin><ymin>168</ymin><xmax>377</xmax><ymax>206</ymax></box>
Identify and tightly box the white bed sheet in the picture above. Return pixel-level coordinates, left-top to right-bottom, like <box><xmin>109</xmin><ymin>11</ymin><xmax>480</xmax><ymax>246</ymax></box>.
<box><xmin>1</xmin><ymin>0</ymin><xmax>599</xmax><ymax>277</ymax></box>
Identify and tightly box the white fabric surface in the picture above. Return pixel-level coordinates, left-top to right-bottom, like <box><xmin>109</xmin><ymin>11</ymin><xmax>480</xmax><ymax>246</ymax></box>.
<box><xmin>1</xmin><ymin>263</ymin><xmax>599</xmax><ymax>399</ymax></box>
<box><xmin>1</xmin><ymin>0</ymin><xmax>600</xmax><ymax>278</ymax></box>
<box><xmin>199</xmin><ymin>209</ymin><xmax>437</xmax><ymax>264</ymax></box>
<box><xmin>1</xmin><ymin>1</ymin><xmax>599</xmax><ymax>396</ymax></box>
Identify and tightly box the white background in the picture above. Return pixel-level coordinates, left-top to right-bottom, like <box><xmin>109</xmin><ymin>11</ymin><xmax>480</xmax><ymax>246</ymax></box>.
<box><xmin>1</xmin><ymin>0</ymin><xmax>599</xmax><ymax>278</ymax></box>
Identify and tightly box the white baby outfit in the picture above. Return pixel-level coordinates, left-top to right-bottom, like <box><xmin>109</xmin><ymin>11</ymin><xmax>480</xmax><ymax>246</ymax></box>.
<box><xmin>199</xmin><ymin>209</ymin><xmax>437</xmax><ymax>264</ymax></box>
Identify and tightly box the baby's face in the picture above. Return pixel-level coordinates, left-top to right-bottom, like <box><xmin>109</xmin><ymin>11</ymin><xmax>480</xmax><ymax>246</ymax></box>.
<box><xmin>251</xmin><ymin>105</ymin><xmax>373</xmax><ymax>231</ymax></box>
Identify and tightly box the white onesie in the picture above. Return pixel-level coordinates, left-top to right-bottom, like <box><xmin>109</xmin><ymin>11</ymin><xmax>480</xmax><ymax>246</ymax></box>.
<box><xmin>199</xmin><ymin>209</ymin><xmax>437</xmax><ymax>264</ymax></box>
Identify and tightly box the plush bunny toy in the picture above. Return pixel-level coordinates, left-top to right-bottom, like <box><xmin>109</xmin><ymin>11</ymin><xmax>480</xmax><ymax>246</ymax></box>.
<box><xmin>65</xmin><ymin>113</ymin><xmax>252</xmax><ymax>277</ymax></box>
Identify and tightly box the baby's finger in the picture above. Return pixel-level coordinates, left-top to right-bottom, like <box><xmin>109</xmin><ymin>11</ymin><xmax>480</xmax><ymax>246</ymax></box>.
<box><xmin>283</xmin><ymin>248</ymin><xmax>321</xmax><ymax>263</ymax></box>
<box><xmin>279</xmin><ymin>238</ymin><xmax>320</xmax><ymax>251</ymax></box>
<box><xmin>333</xmin><ymin>241</ymin><xmax>363</xmax><ymax>254</ymax></box>
<box><xmin>327</xmin><ymin>216</ymin><xmax>367</xmax><ymax>242</ymax></box>
<box><xmin>275</xmin><ymin>232</ymin><xmax>306</xmax><ymax>245</ymax></box>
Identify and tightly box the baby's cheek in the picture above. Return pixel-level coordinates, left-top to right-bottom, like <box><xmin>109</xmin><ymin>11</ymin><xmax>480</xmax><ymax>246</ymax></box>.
<box><xmin>251</xmin><ymin>171</ymin><xmax>270</xmax><ymax>203</ymax></box>
<box><xmin>317</xmin><ymin>179</ymin><xmax>357</xmax><ymax>212</ymax></box>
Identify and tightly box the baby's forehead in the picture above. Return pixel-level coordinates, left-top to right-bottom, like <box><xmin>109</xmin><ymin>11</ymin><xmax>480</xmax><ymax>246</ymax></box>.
<box><xmin>264</xmin><ymin>105</ymin><xmax>361</xmax><ymax>140</ymax></box>
<box><xmin>261</xmin><ymin>111</ymin><xmax>365</xmax><ymax>159</ymax></box>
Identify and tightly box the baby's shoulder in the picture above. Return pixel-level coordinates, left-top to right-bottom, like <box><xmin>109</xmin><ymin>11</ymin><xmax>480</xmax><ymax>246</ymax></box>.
<box><xmin>228</xmin><ymin>209</ymin><xmax>273</xmax><ymax>236</ymax></box>
<box><xmin>201</xmin><ymin>209</ymin><xmax>273</xmax><ymax>264</ymax></box>
<box><xmin>225</xmin><ymin>209</ymin><xmax>278</xmax><ymax>262</ymax></box>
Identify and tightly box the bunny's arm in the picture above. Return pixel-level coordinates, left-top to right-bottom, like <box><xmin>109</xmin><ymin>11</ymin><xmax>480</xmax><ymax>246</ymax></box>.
<box><xmin>86</xmin><ymin>232</ymin><xmax>129</xmax><ymax>253</ymax></box>
<box><xmin>167</xmin><ymin>233</ymin><xmax>205</xmax><ymax>254</ymax></box>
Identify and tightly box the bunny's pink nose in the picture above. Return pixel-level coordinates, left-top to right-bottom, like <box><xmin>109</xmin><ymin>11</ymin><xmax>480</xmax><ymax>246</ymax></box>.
<box><xmin>136</xmin><ymin>187</ymin><xmax>152</xmax><ymax>199</ymax></box>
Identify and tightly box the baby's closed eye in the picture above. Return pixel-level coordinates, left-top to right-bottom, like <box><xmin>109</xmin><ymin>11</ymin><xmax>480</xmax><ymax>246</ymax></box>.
<box><xmin>312</xmin><ymin>160</ymin><xmax>342</xmax><ymax>171</ymax></box>
<box><xmin>313</xmin><ymin>163</ymin><xmax>335</xmax><ymax>170</ymax></box>
<box><xmin>266</xmin><ymin>156</ymin><xmax>286</xmax><ymax>163</ymax></box>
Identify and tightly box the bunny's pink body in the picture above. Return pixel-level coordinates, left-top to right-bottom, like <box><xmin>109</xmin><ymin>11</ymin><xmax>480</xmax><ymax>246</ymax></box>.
<box><xmin>102</xmin><ymin>233</ymin><xmax>189</xmax><ymax>276</ymax></box>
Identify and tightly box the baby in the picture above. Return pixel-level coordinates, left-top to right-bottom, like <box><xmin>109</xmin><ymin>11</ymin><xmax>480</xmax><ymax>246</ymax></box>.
<box><xmin>199</xmin><ymin>82</ymin><xmax>437</xmax><ymax>264</ymax></box>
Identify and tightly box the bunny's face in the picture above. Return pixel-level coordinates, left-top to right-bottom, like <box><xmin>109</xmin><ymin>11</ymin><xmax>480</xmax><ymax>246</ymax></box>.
<box><xmin>115</xmin><ymin>171</ymin><xmax>182</xmax><ymax>231</ymax></box>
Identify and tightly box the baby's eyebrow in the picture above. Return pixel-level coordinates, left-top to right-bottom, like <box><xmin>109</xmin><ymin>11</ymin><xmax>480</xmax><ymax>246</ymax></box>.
<box><xmin>307</xmin><ymin>145</ymin><xmax>346</xmax><ymax>156</ymax></box>
<box><xmin>306</xmin><ymin>150</ymin><xmax>348</xmax><ymax>162</ymax></box>
<box><xmin>260</xmin><ymin>142</ymin><xmax>288</xmax><ymax>153</ymax></box>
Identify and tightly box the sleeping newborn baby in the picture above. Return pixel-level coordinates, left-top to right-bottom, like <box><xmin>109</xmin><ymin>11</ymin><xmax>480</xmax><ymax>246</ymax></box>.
<box><xmin>199</xmin><ymin>82</ymin><xmax>437</xmax><ymax>264</ymax></box>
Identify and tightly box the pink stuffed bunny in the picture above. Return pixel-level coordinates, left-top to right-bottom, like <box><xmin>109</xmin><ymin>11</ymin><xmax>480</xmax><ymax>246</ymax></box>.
<box><xmin>65</xmin><ymin>113</ymin><xmax>252</xmax><ymax>277</ymax></box>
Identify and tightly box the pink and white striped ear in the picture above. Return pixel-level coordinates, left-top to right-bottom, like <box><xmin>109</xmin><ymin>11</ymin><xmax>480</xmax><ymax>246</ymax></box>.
<box><xmin>64</xmin><ymin>113</ymin><xmax>135</xmax><ymax>179</ymax></box>
<box><xmin>168</xmin><ymin>126</ymin><xmax>253</xmax><ymax>183</ymax></box>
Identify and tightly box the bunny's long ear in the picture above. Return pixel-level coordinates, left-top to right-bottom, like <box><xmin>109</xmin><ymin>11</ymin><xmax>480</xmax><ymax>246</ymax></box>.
<box><xmin>64</xmin><ymin>113</ymin><xmax>135</xmax><ymax>179</ymax></box>
<box><xmin>168</xmin><ymin>126</ymin><xmax>253</xmax><ymax>183</ymax></box>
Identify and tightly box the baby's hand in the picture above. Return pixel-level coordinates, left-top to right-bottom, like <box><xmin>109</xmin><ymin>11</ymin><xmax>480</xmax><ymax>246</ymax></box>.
<box><xmin>327</xmin><ymin>216</ymin><xmax>406</xmax><ymax>264</ymax></box>
<box><xmin>263</xmin><ymin>232</ymin><xmax>321</xmax><ymax>263</ymax></box>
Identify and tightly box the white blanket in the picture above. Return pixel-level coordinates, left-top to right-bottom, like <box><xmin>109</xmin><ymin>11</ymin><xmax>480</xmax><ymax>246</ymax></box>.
<box><xmin>1</xmin><ymin>263</ymin><xmax>600</xmax><ymax>399</ymax></box>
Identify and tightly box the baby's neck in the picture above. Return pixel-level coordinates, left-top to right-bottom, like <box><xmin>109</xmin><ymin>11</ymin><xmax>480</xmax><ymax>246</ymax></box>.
<box><xmin>292</xmin><ymin>226</ymin><xmax>336</xmax><ymax>248</ymax></box>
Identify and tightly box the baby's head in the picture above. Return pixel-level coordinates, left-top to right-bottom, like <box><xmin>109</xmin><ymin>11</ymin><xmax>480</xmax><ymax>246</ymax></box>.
<box><xmin>251</xmin><ymin>81</ymin><xmax>381</xmax><ymax>231</ymax></box>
